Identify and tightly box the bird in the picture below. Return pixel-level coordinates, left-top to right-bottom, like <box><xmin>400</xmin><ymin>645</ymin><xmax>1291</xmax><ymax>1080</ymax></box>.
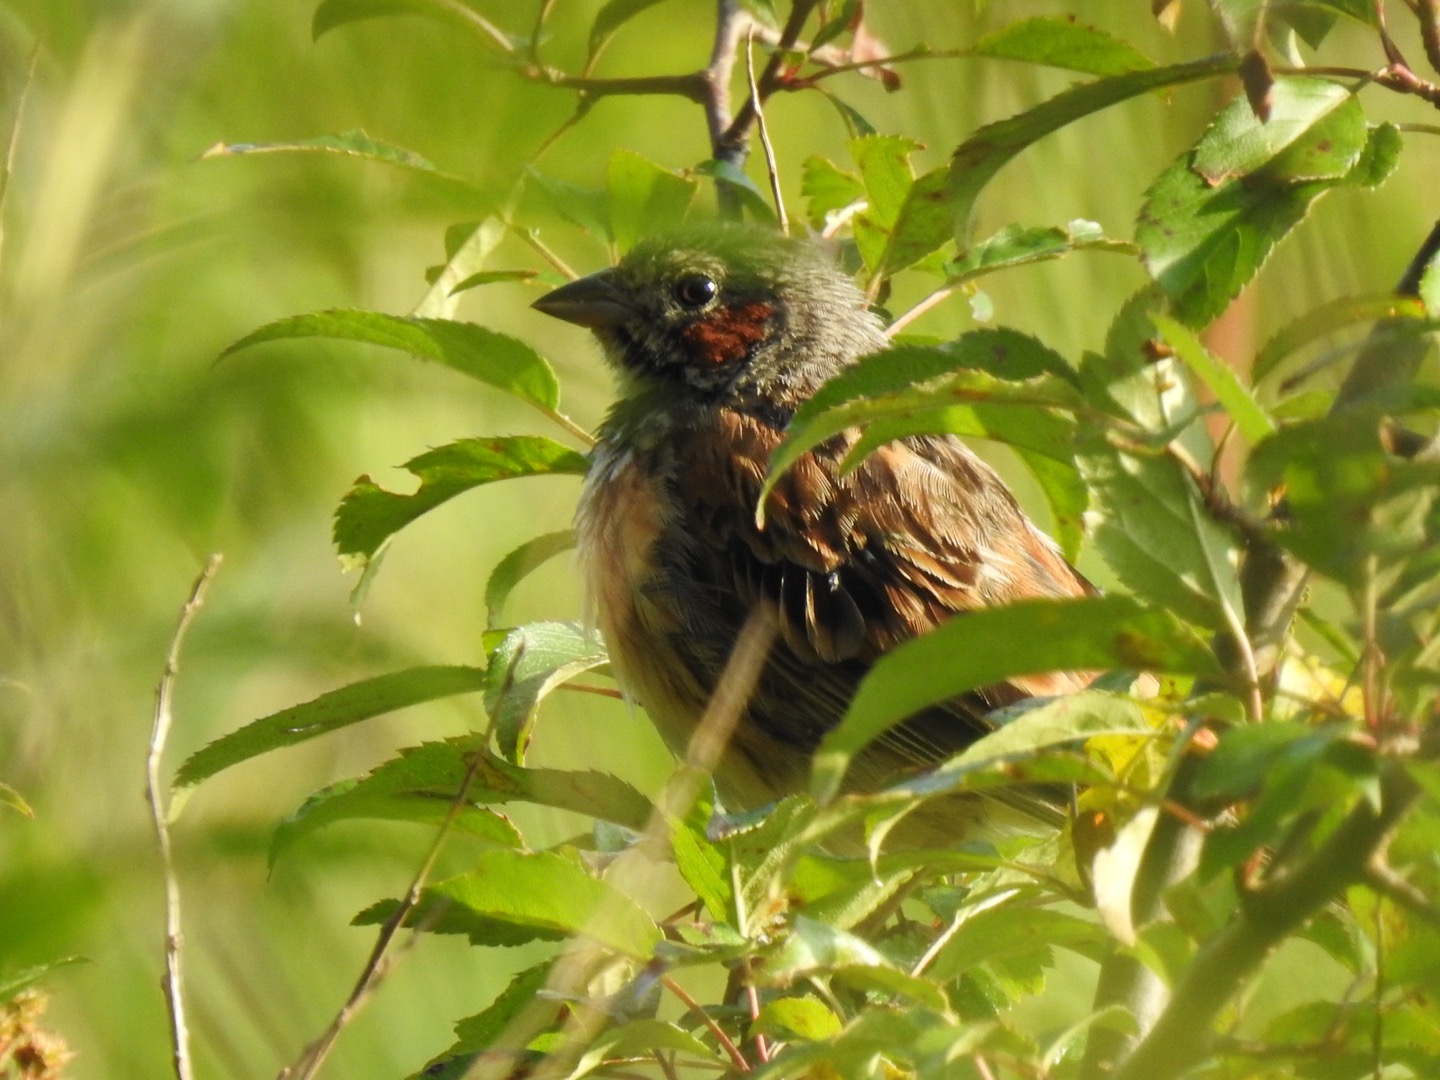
<box><xmin>533</xmin><ymin>225</ymin><xmax>1092</xmax><ymax>841</ymax></box>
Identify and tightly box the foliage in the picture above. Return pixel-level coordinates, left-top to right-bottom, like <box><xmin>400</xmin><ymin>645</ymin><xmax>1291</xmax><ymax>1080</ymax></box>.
<box><xmin>5</xmin><ymin>1</ymin><xmax>1440</xmax><ymax>1078</ymax></box>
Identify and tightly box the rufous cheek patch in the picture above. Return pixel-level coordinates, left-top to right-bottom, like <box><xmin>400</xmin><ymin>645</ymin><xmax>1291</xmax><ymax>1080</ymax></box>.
<box><xmin>680</xmin><ymin>302</ymin><xmax>775</xmax><ymax>365</ymax></box>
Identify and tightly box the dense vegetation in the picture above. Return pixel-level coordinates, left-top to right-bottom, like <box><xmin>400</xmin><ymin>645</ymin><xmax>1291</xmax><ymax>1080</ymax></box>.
<box><xmin>3</xmin><ymin>2</ymin><xmax>1439</xmax><ymax>1078</ymax></box>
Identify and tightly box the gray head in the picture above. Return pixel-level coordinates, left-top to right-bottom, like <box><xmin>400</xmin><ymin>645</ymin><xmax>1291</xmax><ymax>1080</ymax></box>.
<box><xmin>532</xmin><ymin>225</ymin><xmax>886</xmax><ymax>405</ymax></box>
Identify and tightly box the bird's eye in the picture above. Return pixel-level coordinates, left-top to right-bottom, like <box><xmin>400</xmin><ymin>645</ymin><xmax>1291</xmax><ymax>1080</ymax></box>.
<box><xmin>673</xmin><ymin>273</ymin><xmax>718</xmax><ymax>308</ymax></box>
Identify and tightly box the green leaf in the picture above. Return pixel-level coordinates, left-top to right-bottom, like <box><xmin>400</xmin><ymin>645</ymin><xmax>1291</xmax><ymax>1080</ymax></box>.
<box><xmin>669</xmin><ymin>789</ymin><xmax>732</xmax><ymax>922</ymax></box>
<box><xmin>1347</xmin><ymin>121</ymin><xmax>1403</xmax><ymax>188</ymax></box>
<box><xmin>971</xmin><ymin>17</ymin><xmax>1155</xmax><ymax>77</ymax></box>
<box><xmin>929</xmin><ymin>906</ymin><xmax>1108</xmax><ymax>981</ymax></box>
<box><xmin>312</xmin><ymin>0</ymin><xmax>505</xmax><ymax>40</ymax></box>
<box><xmin>391</xmin><ymin>849</ymin><xmax>662</xmax><ymax>957</ymax></box>
<box><xmin>587</xmin><ymin>0</ymin><xmax>673</xmax><ymax>59</ymax></box>
<box><xmin>769</xmin><ymin>333</ymin><xmax>1080</xmax><ymax>492</ymax></box>
<box><xmin>765</xmin><ymin>916</ymin><xmax>949</xmax><ymax>1010</ymax></box>
<box><xmin>0</xmin><ymin>780</ymin><xmax>32</xmax><ymax>818</ymax></box>
<box><xmin>811</xmin><ymin>597</ymin><xmax>1218</xmax><ymax>801</ymax></box>
<box><xmin>1078</xmin><ymin>444</ymin><xmax>1244</xmax><ymax>630</ymax></box>
<box><xmin>472</xmin><ymin>749</ymin><xmax>654</xmax><ymax>829</ymax></box>
<box><xmin>223</xmin><ymin>310</ymin><xmax>563</xmax><ymax>412</ymax></box>
<box><xmin>1252</xmin><ymin>292</ymin><xmax>1430</xmax><ymax>383</ymax></box>
<box><xmin>0</xmin><ymin>958</ymin><xmax>87</xmax><ymax>1003</ymax></box>
<box><xmin>949</xmin><ymin>55</ymin><xmax>1238</xmax><ymax>241</ymax></box>
<box><xmin>800</xmin><ymin>155</ymin><xmax>865</xmax><ymax>229</ymax></box>
<box><xmin>270</xmin><ymin>743</ymin><xmax>525</xmax><ymax>866</ymax></box>
<box><xmin>334</xmin><ymin>436</ymin><xmax>587</xmax><ymax>563</ymax></box>
<box><xmin>441</xmin><ymin>961</ymin><xmax>556</xmax><ymax>1059</ymax></box>
<box><xmin>1137</xmin><ymin>154</ymin><xmax>1334</xmax><ymax>328</ymax></box>
<box><xmin>607</xmin><ymin>149</ymin><xmax>697</xmax><ymax>252</ymax></box>
<box><xmin>694</xmin><ymin>159</ymin><xmax>778</xmax><ymax>222</ymax></box>
<box><xmin>417</xmin><ymin>218</ymin><xmax>506</xmax><ymax>319</ymax></box>
<box><xmin>1193</xmin><ymin>78</ymin><xmax>1363</xmax><ymax>183</ymax></box>
<box><xmin>752</xmin><ymin>995</ymin><xmax>844</xmax><ymax>1041</ymax></box>
<box><xmin>1153</xmin><ymin>314</ymin><xmax>1274</xmax><ymax>443</ymax></box>
<box><xmin>944</xmin><ymin>220</ymin><xmax>1134</xmax><ymax>285</ymax></box>
<box><xmin>485</xmin><ymin>530</ymin><xmax>576</xmax><ymax>628</ymax></box>
<box><xmin>483</xmin><ymin>622</ymin><xmax>608</xmax><ymax>762</ymax></box>
<box><xmin>524</xmin><ymin>167</ymin><xmax>612</xmax><ymax>239</ymax></box>
<box><xmin>172</xmin><ymin>666</ymin><xmax>486</xmax><ymax>796</ymax></box>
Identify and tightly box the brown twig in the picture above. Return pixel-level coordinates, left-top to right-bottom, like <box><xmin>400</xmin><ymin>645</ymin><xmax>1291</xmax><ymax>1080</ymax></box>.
<box><xmin>1421</xmin><ymin>0</ymin><xmax>1440</xmax><ymax>75</ymax></box>
<box><xmin>715</xmin><ymin>0</ymin><xmax>822</xmax><ymax>173</ymax></box>
<box><xmin>745</xmin><ymin>28</ymin><xmax>787</xmax><ymax>230</ymax></box>
<box><xmin>147</xmin><ymin>554</ymin><xmax>224</xmax><ymax>1080</ymax></box>
<box><xmin>662</xmin><ymin>974</ymin><xmax>751</xmax><ymax>1073</ymax></box>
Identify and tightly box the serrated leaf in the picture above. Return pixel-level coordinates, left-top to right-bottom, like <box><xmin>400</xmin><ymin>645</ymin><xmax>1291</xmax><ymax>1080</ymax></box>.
<box><xmin>811</xmin><ymin>597</ymin><xmax>1217</xmax><ymax>802</ymax></box>
<box><xmin>378</xmin><ymin>849</ymin><xmax>662</xmax><ymax>957</ymax></box>
<box><xmin>483</xmin><ymin>622</ymin><xmax>608</xmax><ymax>761</ymax></box>
<box><xmin>1153</xmin><ymin>314</ymin><xmax>1274</xmax><ymax>443</ymax></box>
<box><xmin>608</xmin><ymin>149</ymin><xmax>696</xmax><ymax>251</ymax></box>
<box><xmin>270</xmin><ymin>743</ymin><xmax>525</xmax><ymax>866</ymax></box>
<box><xmin>971</xmin><ymin>17</ymin><xmax>1155</xmax><ymax>77</ymax></box>
<box><xmin>223</xmin><ymin>310</ymin><xmax>563</xmax><ymax>412</ymax></box>
<box><xmin>473</xmin><ymin>749</ymin><xmax>654</xmax><ymax>829</ymax></box>
<box><xmin>524</xmin><ymin>167</ymin><xmax>612</xmax><ymax>239</ymax></box>
<box><xmin>670</xmin><ymin>789</ymin><xmax>732</xmax><ymax>922</ymax></box>
<box><xmin>442</xmin><ymin>961</ymin><xmax>555</xmax><ymax>1059</ymax></box>
<box><xmin>949</xmin><ymin>55</ymin><xmax>1238</xmax><ymax>241</ymax></box>
<box><xmin>172</xmin><ymin>666</ymin><xmax>486</xmax><ymax>795</ymax></box>
<box><xmin>765</xmin><ymin>916</ymin><xmax>949</xmax><ymax>1009</ymax></box>
<box><xmin>1078</xmin><ymin>445</ymin><xmax>1243</xmax><ymax>629</ymax></box>
<box><xmin>1347</xmin><ymin>121</ymin><xmax>1403</xmax><ymax>188</ymax></box>
<box><xmin>945</xmin><ymin>220</ymin><xmax>1133</xmax><ymax>285</ymax></box>
<box><xmin>800</xmin><ymin>156</ymin><xmax>865</xmax><ymax>229</ymax></box>
<box><xmin>1137</xmin><ymin>153</ymin><xmax>1334</xmax><ymax>328</ymax></box>
<box><xmin>768</xmin><ymin>333</ymin><xmax>1080</xmax><ymax>497</ymax></box>
<box><xmin>817</xmin><ymin>87</ymin><xmax>878</xmax><ymax>137</ymax></box>
<box><xmin>929</xmin><ymin>906</ymin><xmax>1108</xmax><ymax>981</ymax></box>
<box><xmin>694</xmin><ymin>159</ymin><xmax>778</xmax><ymax>222</ymax></box>
<box><xmin>1252</xmin><ymin>292</ymin><xmax>1429</xmax><ymax>383</ymax></box>
<box><xmin>334</xmin><ymin>436</ymin><xmax>586</xmax><ymax>563</ymax></box>
<box><xmin>485</xmin><ymin>530</ymin><xmax>576</xmax><ymax>628</ymax></box>
<box><xmin>753</xmin><ymin>995</ymin><xmax>844</xmax><ymax>1041</ymax></box>
<box><xmin>1193</xmin><ymin>78</ymin><xmax>1362</xmax><ymax>183</ymax></box>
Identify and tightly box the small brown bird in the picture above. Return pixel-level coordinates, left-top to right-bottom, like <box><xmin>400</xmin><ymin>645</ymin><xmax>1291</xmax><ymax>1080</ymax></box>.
<box><xmin>534</xmin><ymin>226</ymin><xmax>1090</xmax><ymax>835</ymax></box>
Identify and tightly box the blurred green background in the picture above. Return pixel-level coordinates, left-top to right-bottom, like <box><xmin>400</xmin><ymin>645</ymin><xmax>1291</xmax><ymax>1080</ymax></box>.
<box><xmin>1</xmin><ymin>1</ymin><xmax>1435</xmax><ymax>1076</ymax></box>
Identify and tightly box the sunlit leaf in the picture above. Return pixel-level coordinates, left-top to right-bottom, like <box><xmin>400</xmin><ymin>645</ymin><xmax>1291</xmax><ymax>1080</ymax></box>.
<box><xmin>363</xmin><ymin>849</ymin><xmax>662</xmax><ymax>957</ymax></box>
<box><xmin>949</xmin><ymin>55</ymin><xmax>1238</xmax><ymax>241</ymax></box>
<box><xmin>485</xmin><ymin>530</ymin><xmax>576</xmax><ymax>628</ymax></box>
<box><xmin>812</xmin><ymin>597</ymin><xmax>1217</xmax><ymax>801</ymax></box>
<box><xmin>1193</xmin><ymin>78</ymin><xmax>1361</xmax><ymax>183</ymax></box>
<box><xmin>608</xmin><ymin>149</ymin><xmax>696</xmax><ymax>251</ymax></box>
<box><xmin>928</xmin><ymin>906</ymin><xmax>1108</xmax><ymax>981</ymax></box>
<box><xmin>1252</xmin><ymin>293</ymin><xmax>1430</xmax><ymax>383</ymax></box>
<box><xmin>1153</xmin><ymin>314</ymin><xmax>1274</xmax><ymax>443</ymax></box>
<box><xmin>172</xmin><ymin>666</ymin><xmax>486</xmax><ymax>796</ymax></box>
<box><xmin>0</xmin><ymin>780</ymin><xmax>32</xmax><ymax>818</ymax></box>
<box><xmin>334</xmin><ymin>436</ymin><xmax>586</xmax><ymax>563</ymax></box>
<box><xmin>223</xmin><ymin>310</ymin><xmax>563</xmax><ymax>412</ymax></box>
<box><xmin>944</xmin><ymin>220</ymin><xmax>1133</xmax><ymax>285</ymax></box>
<box><xmin>765</xmin><ymin>916</ymin><xmax>949</xmax><ymax>1009</ymax></box>
<box><xmin>971</xmin><ymin>17</ymin><xmax>1155</xmax><ymax>76</ymax></box>
<box><xmin>482</xmin><ymin>622</ymin><xmax>607</xmax><ymax>761</ymax></box>
<box><xmin>270</xmin><ymin>743</ymin><xmax>525</xmax><ymax>865</ymax></box>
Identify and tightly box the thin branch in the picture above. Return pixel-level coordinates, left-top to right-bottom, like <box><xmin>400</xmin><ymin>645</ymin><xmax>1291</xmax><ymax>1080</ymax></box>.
<box><xmin>1421</xmin><ymin>0</ymin><xmax>1440</xmax><ymax>76</ymax></box>
<box><xmin>716</xmin><ymin>0</ymin><xmax>822</xmax><ymax>170</ymax></box>
<box><xmin>745</xmin><ymin>28</ymin><xmax>787</xmax><ymax>231</ymax></box>
<box><xmin>662</xmin><ymin>974</ymin><xmax>750</xmax><ymax>1073</ymax></box>
<box><xmin>1364</xmin><ymin>861</ymin><xmax>1440</xmax><ymax>930</ymax></box>
<box><xmin>1109</xmin><ymin>750</ymin><xmax>1430</xmax><ymax>1080</ymax></box>
<box><xmin>279</xmin><ymin>745</ymin><xmax>491</xmax><ymax>1080</ymax></box>
<box><xmin>148</xmin><ymin>554</ymin><xmax>224</xmax><ymax>1080</ymax></box>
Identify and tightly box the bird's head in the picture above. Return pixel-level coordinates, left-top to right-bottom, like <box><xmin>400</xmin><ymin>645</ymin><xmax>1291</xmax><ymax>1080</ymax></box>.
<box><xmin>532</xmin><ymin>225</ymin><xmax>886</xmax><ymax>406</ymax></box>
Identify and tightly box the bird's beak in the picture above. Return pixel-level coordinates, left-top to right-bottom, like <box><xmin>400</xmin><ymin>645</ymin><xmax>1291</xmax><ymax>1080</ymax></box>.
<box><xmin>531</xmin><ymin>268</ymin><xmax>633</xmax><ymax>329</ymax></box>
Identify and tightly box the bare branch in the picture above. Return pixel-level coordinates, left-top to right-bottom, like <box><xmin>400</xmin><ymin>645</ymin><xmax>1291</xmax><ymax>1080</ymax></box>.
<box><xmin>746</xmin><ymin>28</ymin><xmax>788</xmax><ymax>231</ymax></box>
<box><xmin>148</xmin><ymin>554</ymin><xmax>224</xmax><ymax>1080</ymax></box>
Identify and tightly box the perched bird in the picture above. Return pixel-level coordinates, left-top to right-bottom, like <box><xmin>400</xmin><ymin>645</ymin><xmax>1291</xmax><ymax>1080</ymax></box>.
<box><xmin>534</xmin><ymin>225</ymin><xmax>1091</xmax><ymax>837</ymax></box>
